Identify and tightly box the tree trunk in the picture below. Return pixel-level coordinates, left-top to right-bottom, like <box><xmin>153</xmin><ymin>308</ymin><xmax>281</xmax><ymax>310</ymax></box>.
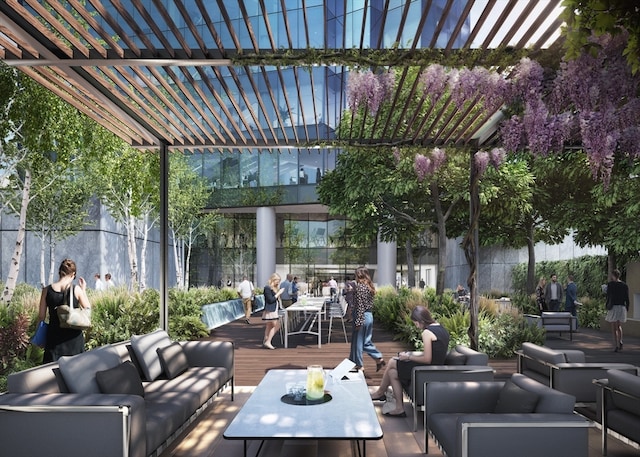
<box><xmin>139</xmin><ymin>213</ymin><xmax>149</xmax><ymax>292</ymax></box>
<box><xmin>2</xmin><ymin>169</ymin><xmax>31</xmax><ymax>304</ymax></box>
<box><xmin>39</xmin><ymin>228</ymin><xmax>46</xmax><ymax>288</ymax></box>
<box><xmin>526</xmin><ymin>223</ymin><xmax>536</xmax><ymax>294</ymax></box>
<box><xmin>171</xmin><ymin>228</ymin><xmax>183</xmax><ymax>289</ymax></box>
<box><xmin>405</xmin><ymin>239</ymin><xmax>415</xmax><ymax>288</ymax></box>
<box><xmin>126</xmin><ymin>213</ymin><xmax>138</xmax><ymax>291</ymax></box>
<box><xmin>463</xmin><ymin>151</ymin><xmax>480</xmax><ymax>351</ymax></box>
<box><xmin>431</xmin><ymin>181</ymin><xmax>447</xmax><ymax>295</ymax></box>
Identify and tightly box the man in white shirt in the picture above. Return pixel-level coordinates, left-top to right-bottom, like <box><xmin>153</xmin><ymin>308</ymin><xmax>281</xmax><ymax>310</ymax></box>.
<box><xmin>94</xmin><ymin>273</ymin><xmax>105</xmax><ymax>291</ymax></box>
<box><xmin>104</xmin><ymin>273</ymin><xmax>115</xmax><ymax>289</ymax></box>
<box><xmin>237</xmin><ymin>276</ymin><xmax>255</xmax><ymax>324</ymax></box>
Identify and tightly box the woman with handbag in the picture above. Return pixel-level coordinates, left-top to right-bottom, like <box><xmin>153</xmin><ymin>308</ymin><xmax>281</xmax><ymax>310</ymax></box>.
<box><xmin>38</xmin><ymin>258</ymin><xmax>92</xmax><ymax>363</ymax></box>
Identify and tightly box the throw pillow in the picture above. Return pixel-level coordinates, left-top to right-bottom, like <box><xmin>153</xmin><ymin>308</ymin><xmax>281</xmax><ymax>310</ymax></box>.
<box><xmin>58</xmin><ymin>346</ymin><xmax>122</xmax><ymax>394</ymax></box>
<box><xmin>494</xmin><ymin>379</ymin><xmax>539</xmax><ymax>413</ymax></box>
<box><xmin>96</xmin><ymin>361</ymin><xmax>145</xmax><ymax>397</ymax></box>
<box><xmin>157</xmin><ymin>342</ymin><xmax>189</xmax><ymax>379</ymax></box>
<box><xmin>130</xmin><ymin>329</ymin><xmax>172</xmax><ymax>381</ymax></box>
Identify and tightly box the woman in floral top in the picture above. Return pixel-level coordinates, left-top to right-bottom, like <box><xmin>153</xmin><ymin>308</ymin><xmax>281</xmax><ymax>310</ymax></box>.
<box><xmin>349</xmin><ymin>266</ymin><xmax>385</xmax><ymax>373</ymax></box>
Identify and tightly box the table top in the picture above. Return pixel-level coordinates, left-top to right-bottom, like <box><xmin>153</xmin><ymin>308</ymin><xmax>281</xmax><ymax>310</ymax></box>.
<box><xmin>223</xmin><ymin>369</ymin><xmax>383</xmax><ymax>440</ymax></box>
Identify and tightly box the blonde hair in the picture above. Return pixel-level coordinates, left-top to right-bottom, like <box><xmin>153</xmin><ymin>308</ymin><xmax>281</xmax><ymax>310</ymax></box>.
<box><xmin>268</xmin><ymin>273</ymin><xmax>281</xmax><ymax>288</ymax></box>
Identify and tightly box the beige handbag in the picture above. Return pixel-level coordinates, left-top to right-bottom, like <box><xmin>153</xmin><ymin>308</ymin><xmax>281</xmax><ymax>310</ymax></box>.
<box><xmin>56</xmin><ymin>285</ymin><xmax>91</xmax><ymax>330</ymax></box>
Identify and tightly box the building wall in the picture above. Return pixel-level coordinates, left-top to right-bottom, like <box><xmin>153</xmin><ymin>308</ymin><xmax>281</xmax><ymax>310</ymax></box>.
<box><xmin>444</xmin><ymin>234</ymin><xmax>608</xmax><ymax>294</ymax></box>
<box><xmin>0</xmin><ymin>199</ymin><xmax>171</xmax><ymax>291</ymax></box>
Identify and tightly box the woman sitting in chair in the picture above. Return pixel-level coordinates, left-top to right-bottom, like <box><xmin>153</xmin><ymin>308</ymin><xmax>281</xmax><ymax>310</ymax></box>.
<box><xmin>369</xmin><ymin>306</ymin><xmax>450</xmax><ymax>417</ymax></box>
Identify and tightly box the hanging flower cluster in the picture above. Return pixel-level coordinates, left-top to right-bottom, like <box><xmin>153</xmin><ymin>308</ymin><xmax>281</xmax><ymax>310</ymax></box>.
<box><xmin>346</xmin><ymin>69</ymin><xmax>395</xmax><ymax>114</ymax></box>
<box><xmin>414</xmin><ymin>147</ymin><xmax>446</xmax><ymax>181</ymax></box>
<box><xmin>502</xmin><ymin>34</ymin><xmax>640</xmax><ymax>186</ymax></box>
<box><xmin>474</xmin><ymin>148</ymin><xmax>505</xmax><ymax>176</ymax></box>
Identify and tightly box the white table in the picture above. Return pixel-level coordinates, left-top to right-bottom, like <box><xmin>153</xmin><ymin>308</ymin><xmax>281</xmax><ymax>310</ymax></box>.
<box><xmin>283</xmin><ymin>298</ymin><xmax>326</xmax><ymax>348</ymax></box>
<box><xmin>223</xmin><ymin>369</ymin><xmax>383</xmax><ymax>457</ymax></box>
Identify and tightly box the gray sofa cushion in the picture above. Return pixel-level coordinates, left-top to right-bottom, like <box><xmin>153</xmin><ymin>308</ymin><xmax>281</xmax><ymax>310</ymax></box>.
<box><xmin>58</xmin><ymin>346</ymin><xmax>121</xmax><ymax>394</ymax></box>
<box><xmin>522</xmin><ymin>342</ymin><xmax>567</xmax><ymax>365</ymax></box>
<box><xmin>130</xmin><ymin>329</ymin><xmax>172</xmax><ymax>381</ymax></box>
<box><xmin>144</xmin><ymin>391</ymin><xmax>202</xmax><ymax>454</ymax></box>
<box><xmin>96</xmin><ymin>361</ymin><xmax>145</xmax><ymax>397</ymax></box>
<box><xmin>511</xmin><ymin>373</ymin><xmax>575</xmax><ymax>414</ymax></box>
<box><xmin>157</xmin><ymin>342</ymin><xmax>189</xmax><ymax>379</ymax></box>
<box><xmin>144</xmin><ymin>366</ymin><xmax>230</xmax><ymax>406</ymax></box>
<box><xmin>494</xmin><ymin>379</ymin><xmax>539</xmax><ymax>413</ymax></box>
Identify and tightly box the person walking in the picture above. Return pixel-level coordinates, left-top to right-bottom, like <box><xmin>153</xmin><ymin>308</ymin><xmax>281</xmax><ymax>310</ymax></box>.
<box><xmin>535</xmin><ymin>276</ymin><xmax>546</xmax><ymax>313</ymax></box>
<box><xmin>237</xmin><ymin>275</ymin><xmax>255</xmax><ymax>324</ymax></box>
<box><xmin>349</xmin><ymin>266</ymin><xmax>384</xmax><ymax>373</ymax></box>
<box><xmin>262</xmin><ymin>273</ymin><xmax>284</xmax><ymax>349</ymax></box>
<box><xmin>369</xmin><ymin>306</ymin><xmax>449</xmax><ymax>417</ymax></box>
<box><xmin>38</xmin><ymin>259</ymin><xmax>91</xmax><ymax>363</ymax></box>
<box><xmin>94</xmin><ymin>273</ymin><xmax>104</xmax><ymax>291</ymax></box>
<box><xmin>565</xmin><ymin>274</ymin><xmax>578</xmax><ymax>326</ymax></box>
<box><xmin>605</xmin><ymin>269</ymin><xmax>629</xmax><ymax>352</ymax></box>
<box><xmin>544</xmin><ymin>273</ymin><xmax>563</xmax><ymax>312</ymax></box>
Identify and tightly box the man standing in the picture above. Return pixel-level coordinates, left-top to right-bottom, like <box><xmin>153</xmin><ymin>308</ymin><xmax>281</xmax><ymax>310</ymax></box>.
<box><xmin>544</xmin><ymin>273</ymin><xmax>563</xmax><ymax>312</ymax></box>
<box><xmin>280</xmin><ymin>274</ymin><xmax>293</xmax><ymax>308</ymax></box>
<box><xmin>94</xmin><ymin>273</ymin><xmax>104</xmax><ymax>291</ymax></box>
<box><xmin>328</xmin><ymin>276</ymin><xmax>338</xmax><ymax>300</ymax></box>
<box><xmin>237</xmin><ymin>276</ymin><xmax>255</xmax><ymax>324</ymax></box>
<box><xmin>565</xmin><ymin>274</ymin><xmax>578</xmax><ymax>327</ymax></box>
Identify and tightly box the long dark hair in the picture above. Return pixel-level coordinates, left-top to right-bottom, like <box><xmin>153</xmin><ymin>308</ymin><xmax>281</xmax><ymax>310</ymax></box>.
<box><xmin>355</xmin><ymin>266</ymin><xmax>375</xmax><ymax>295</ymax></box>
<box><xmin>411</xmin><ymin>306</ymin><xmax>435</xmax><ymax>327</ymax></box>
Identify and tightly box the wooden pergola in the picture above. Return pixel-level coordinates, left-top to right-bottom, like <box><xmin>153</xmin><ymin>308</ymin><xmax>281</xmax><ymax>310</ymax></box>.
<box><xmin>0</xmin><ymin>0</ymin><xmax>567</xmax><ymax>330</ymax></box>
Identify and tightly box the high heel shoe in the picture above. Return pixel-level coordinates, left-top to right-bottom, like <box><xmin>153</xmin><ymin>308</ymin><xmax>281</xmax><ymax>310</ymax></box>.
<box><xmin>371</xmin><ymin>393</ymin><xmax>386</xmax><ymax>401</ymax></box>
<box><xmin>376</xmin><ymin>359</ymin><xmax>386</xmax><ymax>372</ymax></box>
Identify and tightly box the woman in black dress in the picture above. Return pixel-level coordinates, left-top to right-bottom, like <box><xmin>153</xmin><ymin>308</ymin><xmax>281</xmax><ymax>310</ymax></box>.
<box><xmin>38</xmin><ymin>258</ymin><xmax>92</xmax><ymax>363</ymax></box>
<box><xmin>369</xmin><ymin>306</ymin><xmax>449</xmax><ymax>417</ymax></box>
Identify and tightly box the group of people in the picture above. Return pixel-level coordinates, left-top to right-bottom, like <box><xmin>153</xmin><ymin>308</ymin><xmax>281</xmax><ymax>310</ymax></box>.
<box><xmin>536</xmin><ymin>270</ymin><xmax>629</xmax><ymax>351</ymax></box>
<box><xmin>93</xmin><ymin>272</ymin><xmax>115</xmax><ymax>291</ymax></box>
<box><xmin>534</xmin><ymin>273</ymin><xmax>578</xmax><ymax>315</ymax></box>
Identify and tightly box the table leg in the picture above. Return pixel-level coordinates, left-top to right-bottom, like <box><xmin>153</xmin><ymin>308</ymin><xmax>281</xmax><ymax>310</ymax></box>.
<box><xmin>285</xmin><ymin>309</ymin><xmax>289</xmax><ymax>348</ymax></box>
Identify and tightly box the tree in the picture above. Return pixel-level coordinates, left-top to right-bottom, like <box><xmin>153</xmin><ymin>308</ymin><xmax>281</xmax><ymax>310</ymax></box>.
<box><xmin>89</xmin><ymin>145</ymin><xmax>158</xmax><ymax>292</ymax></box>
<box><xmin>562</xmin><ymin>0</ymin><xmax>640</xmax><ymax>74</ymax></box>
<box><xmin>168</xmin><ymin>154</ymin><xmax>218</xmax><ymax>289</ymax></box>
<box><xmin>0</xmin><ymin>64</ymin><xmax>89</xmax><ymax>304</ymax></box>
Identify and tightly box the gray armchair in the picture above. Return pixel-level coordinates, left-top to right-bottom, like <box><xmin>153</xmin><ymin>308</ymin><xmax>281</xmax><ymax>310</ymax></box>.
<box><xmin>425</xmin><ymin>373</ymin><xmax>592</xmax><ymax>457</ymax></box>
<box><xmin>407</xmin><ymin>345</ymin><xmax>494</xmax><ymax>431</ymax></box>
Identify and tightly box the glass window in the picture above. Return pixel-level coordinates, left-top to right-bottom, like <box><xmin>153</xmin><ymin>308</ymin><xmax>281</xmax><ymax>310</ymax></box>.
<box><xmin>239</xmin><ymin>149</ymin><xmax>259</xmax><ymax>187</ymax></box>
<box><xmin>299</xmin><ymin>151</ymin><xmax>323</xmax><ymax>184</ymax></box>
<box><xmin>278</xmin><ymin>151</ymin><xmax>298</xmax><ymax>185</ymax></box>
<box><xmin>309</xmin><ymin>221</ymin><xmax>327</xmax><ymax>247</ymax></box>
<box><xmin>221</xmin><ymin>152</ymin><xmax>240</xmax><ymax>188</ymax></box>
<box><xmin>259</xmin><ymin>150</ymin><xmax>278</xmax><ymax>186</ymax></box>
<box><xmin>203</xmin><ymin>153</ymin><xmax>221</xmax><ymax>188</ymax></box>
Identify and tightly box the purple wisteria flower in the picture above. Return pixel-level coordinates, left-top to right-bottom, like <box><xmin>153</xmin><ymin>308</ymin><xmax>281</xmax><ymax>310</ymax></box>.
<box><xmin>414</xmin><ymin>148</ymin><xmax>447</xmax><ymax>181</ymax></box>
<box><xmin>474</xmin><ymin>151</ymin><xmax>490</xmax><ymax>176</ymax></box>
<box><xmin>419</xmin><ymin>64</ymin><xmax>449</xmax><ymax>103</ymax></box>
<box><xmin>346</xmin><ymin>69</ymin><xmax>395</xmax><ymax>114</ymax></box>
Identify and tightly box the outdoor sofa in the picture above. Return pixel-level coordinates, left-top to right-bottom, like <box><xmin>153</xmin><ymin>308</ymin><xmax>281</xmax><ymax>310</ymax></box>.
<box><xmin>0</xmin><ymin>329</ymin><xmax>234</xmax><ymax>457</ymax></box>
<box><xmin>425</xmin><ymin>373</ymin><xmax>592</xmax><ymax>457</ymax></box>
<box><xmin>516</xmin><ymin>342</ymin><xmax>638</xmax><ymax>404</ymax></box>
<box><xmin>406</xmin><ymin>344</ymin><xmax>494</xmax><ymax>431</ymax></box>
<box><xmin>594</xmin><ymin>369</ymin><xmax>640</xmax><ymax>455</ymax></box>
<box><xmin>524</xmin><ymin>312</ymin><xmax>577</xmax><ymax>340</ymax></box>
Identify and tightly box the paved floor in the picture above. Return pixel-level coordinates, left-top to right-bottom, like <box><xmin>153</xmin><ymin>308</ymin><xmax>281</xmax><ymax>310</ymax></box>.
<box><xmin>159</xmin><ymin>316</ymin><xmax>640</xmax><ymax>457</ymax></box>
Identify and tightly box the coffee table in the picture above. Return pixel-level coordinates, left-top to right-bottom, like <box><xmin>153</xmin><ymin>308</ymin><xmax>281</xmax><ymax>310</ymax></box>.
<box><xmin>223</xmin><ymin>369</ymin><xmax>383</xmax><ymax>457</ymax></box>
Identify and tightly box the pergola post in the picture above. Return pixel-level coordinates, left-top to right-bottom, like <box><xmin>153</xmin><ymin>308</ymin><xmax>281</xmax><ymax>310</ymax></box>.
<box><xmin>160</xmin><ymin>141</ymin><xmax>169</xmax><ymax>331</ymax></box>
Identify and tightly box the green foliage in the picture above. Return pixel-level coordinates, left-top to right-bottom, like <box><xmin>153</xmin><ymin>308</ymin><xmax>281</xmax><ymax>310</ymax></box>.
<box><xmin>0</xmin><ymin>305</ymin><xmax>30</xmax><ymax>376</ymax></box>
<box><xmin>373</xmin><ymin>287</ymin><xmax>547</xmax><ymax>358</ymax></box>
<box><xmin>577</xmin><ymin>296</ymin><xmax>606</xmax><ymax>329</ymax></box>
<box><xmin>512</xmin><ymin>255</ymin><xmax>608</xmax><ymax>299</ymax></box>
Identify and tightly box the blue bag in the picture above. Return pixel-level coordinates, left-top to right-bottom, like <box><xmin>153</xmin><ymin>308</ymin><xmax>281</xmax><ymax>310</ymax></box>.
<box><xmin>31</xmin><ymin>321</ymin><xmax>48</xmax><ymax>347</ymax></box>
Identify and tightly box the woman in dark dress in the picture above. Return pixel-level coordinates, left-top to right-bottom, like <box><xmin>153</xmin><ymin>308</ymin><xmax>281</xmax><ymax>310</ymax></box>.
<box><xmin>261</xmin><ymin>272</ymin><xmax>284</xmax><ymax>349</ymax></box>
<box><xmin>369</xmin><ymin>306</ymin><xmax>450</xmax><ymax>417</ymax></box>
<box><xmin>38</xmin><ymin>258</ymin><xmax>91</xmax><ymax>363</ymax></box>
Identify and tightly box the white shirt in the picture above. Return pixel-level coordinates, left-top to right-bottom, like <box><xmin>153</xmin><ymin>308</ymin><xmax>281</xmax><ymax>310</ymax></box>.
<box><xmin>95</xmin><ymin>279</ymin><xmax>105</xmax><ymax>291</ymax></box>
<box><xmin>237</xmin><ymin>279</ymin><xmax>254</xmax><ymax>299</ymax></box>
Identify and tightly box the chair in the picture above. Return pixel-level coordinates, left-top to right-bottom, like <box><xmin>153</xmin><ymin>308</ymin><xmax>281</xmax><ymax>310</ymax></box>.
<box><xmin>327</xmin><ymin>297</ymin><xmax>348</xmax><ymax>343</ymax></box>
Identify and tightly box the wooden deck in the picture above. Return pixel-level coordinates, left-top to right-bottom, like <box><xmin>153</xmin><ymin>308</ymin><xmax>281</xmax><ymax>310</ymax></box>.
<box><xmin>159</xmin><ymin>314</ymin><xmax>640</xmax><ymax>457</ymax></box>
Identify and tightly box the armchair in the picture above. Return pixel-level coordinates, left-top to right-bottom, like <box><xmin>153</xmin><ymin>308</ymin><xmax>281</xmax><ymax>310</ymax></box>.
<box><xmin>425</xmin><ymin>373</ymin><xmax>592</xmax><ymax>457</ymax></box>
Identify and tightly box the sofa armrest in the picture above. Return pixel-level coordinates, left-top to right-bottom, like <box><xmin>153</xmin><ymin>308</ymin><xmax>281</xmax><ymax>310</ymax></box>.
<box><xmin>456</xmin><ymin>413</ymin><xmax>591</xmax><ymax>457</ymax></box>
<box><xmin>181</xmin><ymin>340</ymin><xmax>234</xmax><ymax>373</ymax></box>
<box><xmin>553</xmin><ymin>364</ymin><xmax>639</xmax><ymax>403</ymax></box>
<box><xmin>0</xmin><ymin>393</ymin><xmax>146</xmax><ymax>457</ymax></box>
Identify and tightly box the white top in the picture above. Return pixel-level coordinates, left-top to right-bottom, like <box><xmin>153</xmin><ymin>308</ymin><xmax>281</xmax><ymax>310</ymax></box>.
<box><xmin>237</xmin><ymin>279</ymin><xmax>254</xmax><ymax>299</ymax></box>
<box><xmin>224</xmin><ymin>369</ymin><xmax>382</xmax><ymax>440</ymax></box>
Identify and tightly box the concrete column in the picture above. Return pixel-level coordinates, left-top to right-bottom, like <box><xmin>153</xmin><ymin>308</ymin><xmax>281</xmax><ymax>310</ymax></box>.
<box><xmin>376</xmin><ymin>234</ymin><xmax>397</xmax><ymax>287</ymax></box>
<box><xmin>256</xmin><ymin>207</ymin><xmax>276</xmax><ymax>287</ymax></box>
